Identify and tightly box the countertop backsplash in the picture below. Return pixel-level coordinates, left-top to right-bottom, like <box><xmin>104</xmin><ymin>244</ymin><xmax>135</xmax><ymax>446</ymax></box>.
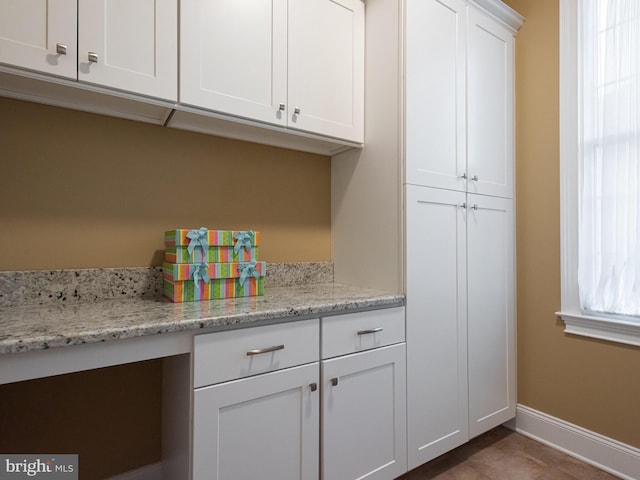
<box><xmin>0</xmin><ymin>262</ymin><xmax>334</xmax><ymax>308</ymax></box>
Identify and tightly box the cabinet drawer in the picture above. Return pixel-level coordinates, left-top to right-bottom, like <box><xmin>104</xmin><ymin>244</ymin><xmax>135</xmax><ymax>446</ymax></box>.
<box><xmin>194</xmin><ymin>318</ymin><xmax>319</xmax><ymax>388</ymax></box>
<box><xmin>321</xmin><ymin>307</ymin><xmax>405</xmax><ymax>359</ymax></box>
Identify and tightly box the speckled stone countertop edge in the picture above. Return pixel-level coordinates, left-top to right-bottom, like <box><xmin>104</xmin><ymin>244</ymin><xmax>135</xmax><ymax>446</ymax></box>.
<box><xmin>0</xmin><ymin>262</ymin><xmax>334</xmax><ymax>308</ymax></box>
<box><xmin>0</xmin><ymin>283</ymin><xmax>404</xmax><ymax>355</ymax></box>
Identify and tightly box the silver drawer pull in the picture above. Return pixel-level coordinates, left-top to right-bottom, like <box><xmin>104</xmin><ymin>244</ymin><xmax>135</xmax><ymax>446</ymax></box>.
<box><xmin>246</xmin><ymin>344</ymin><xmax>285</xmax><ymax>356</ymax></box>
<box><xmin>56</xmin><ymin>43</ymin><xmax>67</xmax><ymax>55</ymax></box>
<box><xmin>357</xmin><ymin>328</ymin><xmax>383</xmax><ymax>335</ymax></box>
<box><xmin>88</xmin><ymin>51</ymin><xmax>99</xmax><ymax>63</ymax></box>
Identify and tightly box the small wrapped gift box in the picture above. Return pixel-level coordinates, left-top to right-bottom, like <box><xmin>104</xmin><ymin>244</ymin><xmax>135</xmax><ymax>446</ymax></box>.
<box><xmin>164</xmin><ymin>228</ymin><xmax>260</xmax><ymax>264</ymax></box>
<box><xmin>162</xmin><ymin>260</ymin><xmax>266</xmax><ymax>303</ymax></box>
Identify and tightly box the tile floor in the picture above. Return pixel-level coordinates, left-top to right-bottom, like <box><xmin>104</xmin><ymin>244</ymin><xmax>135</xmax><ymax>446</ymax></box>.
<box><xmin>399</xmin><ymin>427</ymin><xmax>620</xmax><ymax>480</ymax></box>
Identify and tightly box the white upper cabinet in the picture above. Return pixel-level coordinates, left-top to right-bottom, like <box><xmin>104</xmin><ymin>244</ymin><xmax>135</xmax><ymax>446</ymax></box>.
<box><xmin>406</xmin><ymin>0</ymin><xmax>467</xmax><ymax>192</ymax></box>
<box><xmin>288</xmin><ymin>0</ymin><xmax>364</xmax><ymax>142</ymax></box>
<box><xmin>180</xmin><ymin>0</ymin><xmax>288</xmax><ymax>125</ymax></box>
<box><xmin>78</xmin><ymin>0</ymin><xmax>177</xmax><ymax>101</ymax></box>
<box><xmin>0</xmin><ymin>0</ymin><xmax>77</xmax><ymax>79</ymax></box>
<box><xmin>0</xmin><ymin>0</ymin><xmax>177</xmax><ymax>101</ymax></box>
<box><xmin>466</xmin><ymin>8</ymin><xmax>514</xmax><ymax>198</ymax></box>
<box><xmin>180</xmin><ymin>0</ymin><xmax>364</xmax><ymax>143</ymax></box>
<box><xmin>405</xmin><ymin>0</ymin><xmax>515</xmax><ymax>199</ymax></box>
<box><xmin>1</xmin><ymin>0</ymin><xmax>362</xmax><ymax>149</ymax></box>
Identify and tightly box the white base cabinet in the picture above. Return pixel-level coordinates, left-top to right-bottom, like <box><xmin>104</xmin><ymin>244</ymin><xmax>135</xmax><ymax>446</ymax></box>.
<box><xmin>467</xmin><ymin>193</ymin><xmax>516</xmax><ymax>438</ymax></box>
<box><xmin>406</xmin><ymin>186</ymin><xmax>469</xmax><ymax>468</ymax></box>
<box><xmin>193</xmin><ymin>363</ymin><xmax>320</xmax><ymax>480</ymax></box>
<box><xmin>320</xmin><ymin>309</ymin><xmax>407</xmax><ymax>480</ymax></box>
<box><xmin>189</xmin><ymin>308</ymin><xmax>406</xmax><ymax>480</ymax></box>
<box><xmin>191</xmin><ymin>319</ymin><xmax>320</xmax><ymax>480</ymax></box>
<box><xmin>322</xmin><ymin>344</ymin><xmax>407</xmax><ymax>480</ymax></box>
<box><xmin>406</xmin><ymin>184</ymin><xmax>515</xmax><ymax>468</ymax></box>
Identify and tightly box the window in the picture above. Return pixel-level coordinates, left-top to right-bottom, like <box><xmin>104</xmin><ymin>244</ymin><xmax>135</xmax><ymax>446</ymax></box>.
<box><xmin>558</xmin><ymin>0</ymin><xmax>640</xmax><ymax>346</ymax></box>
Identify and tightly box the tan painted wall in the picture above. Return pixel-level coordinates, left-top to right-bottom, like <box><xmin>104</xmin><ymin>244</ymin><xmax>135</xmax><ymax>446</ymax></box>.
<box><xmin>0</xmin><ymin>360</ymin><xmax>162</xmax><ymax>480</ymax></box>
<box><xmin>503</xmin><ymin>0</ymin><xmax>640</xmax><ymax>448</ymax></box>
<box><xmin>0</xmin><ymin>97</ymin><xmax>331</xmax><ymax>271</ymax></box>
<box><xmin>0</xmin><ymin>97</ymin><xmax>331</xmax><ymax>476</ymax></box>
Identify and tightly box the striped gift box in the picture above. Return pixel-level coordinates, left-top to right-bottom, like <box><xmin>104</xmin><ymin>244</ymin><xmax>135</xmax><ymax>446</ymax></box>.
<box><xmin>164</xmin><ymin>229</ymin><xmax>261</xmax><ymax>247</ymax></box>
<box><xmin>162</xmin><ymin>261</ymin><xmax>266</xmax><ymax>303</ymax></box>
<box><xmin>164</xmin><ymin>229</ymin><xmax>260</xmax><ymax>264</ymax></box>
<box><xmin>164</xmin><ymin>245</ymin><xmax>257</xmax><ymax>264</ymax></box>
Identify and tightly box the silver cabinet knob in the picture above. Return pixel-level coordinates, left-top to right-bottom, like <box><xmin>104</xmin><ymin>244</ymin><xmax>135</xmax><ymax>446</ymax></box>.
<box><xmin>56</xmin><ymin>43</ymin><xmax>67</xmax><ymax>55</ymax></box>
<box><xmin>470</xmin><ymin>175</ymin><xmax>479</xmax><ymax>181</ymax></box>
<box><xmin>460</xmin><ymin>203</ymin><xmax>467</xmax><ymax>209</ymax></box>
<box><xmin>279</xmin><ymin>103</ymin><xmax>285</xmax><ymax>111</ymax></box>
<box><xmin>330</xmin><ymin>377</ymin><xmax>339</xmax><ymax>387</ymax></box>
<box><xmin>310</xmin><ymin>383</ymin><xmax>318</xmax><ymax>392</ymax></box>
<box><xmin>294</xmin><ymin>107</ymin><xmax>301</xmax><ymax>115</ymax></box>
<box><xmin>471</xmin><ymin>204</ymin><xmax>479</xmax><ymax>210</ymax></box>
<box><xmin>460</xmin><ymin>173</ymin><xmax>467</xmax><ymax>180</ymax></box>
<box><xmin>88</xmin><ymin>52</ymin><xmax>99</xmax><ymax>63</ymax></box>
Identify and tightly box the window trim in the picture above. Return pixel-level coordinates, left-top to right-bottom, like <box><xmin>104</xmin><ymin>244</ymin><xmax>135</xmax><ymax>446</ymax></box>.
<box><xmin>557</xmin><ymin>0</ymin><xmax>640</xmax><ymax>347</ymax></box>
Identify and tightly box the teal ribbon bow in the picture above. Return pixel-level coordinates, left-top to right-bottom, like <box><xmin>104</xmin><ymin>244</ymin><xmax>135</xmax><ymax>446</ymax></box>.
<box><xmin>190</xmin><ymin>262</ymin><xmax>210</xmax><ymax>289</ymax></box>
<box><xmin>238</xmin><ymin>259</ymin><xmax>260</xmax><ymax>287</ymax></box>
<box><xmin>187</xmin><ymin>228</ymin><xmax>209</xmax><ymax>261</ymax></box>
<box><xmin>233</xmin><ymin>231</ymin><xmax>255</xmax><ymax>255</ymax></box>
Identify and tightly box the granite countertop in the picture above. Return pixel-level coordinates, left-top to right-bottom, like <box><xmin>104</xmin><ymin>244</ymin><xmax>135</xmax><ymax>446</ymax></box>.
<box><xmin>0</xmin><ymin>283</ymin><xmax>404</xmax><ymax>355</ymax></box>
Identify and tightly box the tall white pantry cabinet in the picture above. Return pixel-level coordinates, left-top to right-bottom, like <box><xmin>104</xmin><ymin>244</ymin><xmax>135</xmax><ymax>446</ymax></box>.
<box><xmin>331</xmin><ymin>0</ymin><xmax>523</xmax><ymax>471</ymax></box>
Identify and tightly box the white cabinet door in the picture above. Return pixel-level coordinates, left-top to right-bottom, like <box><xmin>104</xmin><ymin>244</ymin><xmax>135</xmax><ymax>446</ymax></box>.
<box><xmin>78</xmin><ymin>0</ymin><xmax>177</xmax><ymax>101</ymax></box>
<box><xmin>467</xmin><ymin>193</ymin><xmax>515</xmax><ymax>438</ymax></box>
<box><xmin>322</xmin><ymin>343</ymin><xmax>407</xmax><ymax>480</ymax></box>
<box><xmin>0</xmin><ymin>0</ymin><xmax>76</xmax><ymax>79</ymax></box>
<box><xmin>288</xmin><ymin>0</ymin><xmax>364</xmax><ymax>142</ymax></box>
<box><xmin>405</xmin><ymin>185</ymin><xmax>469</xmax><ymax>468</ymax></box>
<box><xmin>405</xmin><ymin>0</ymin><xmax>467</xmax><ymax>191</ymax></box>
<box><xmin>466</xmin><ymin>7</ymin><xmax>514</xmax><ymax>198</ymax></box>
<box><xmin>180</xmin><ymin>0</ymin><xmax>287</xmax><ymax>124</ymax></box>
<box><xmin>193</xmin><ymin>363</ymin><xmax>319</xmax><ymax>480</ymax></box>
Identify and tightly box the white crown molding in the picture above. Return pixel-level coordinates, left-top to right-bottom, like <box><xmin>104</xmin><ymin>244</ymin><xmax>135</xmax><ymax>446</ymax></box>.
<box><xmin>469</xmin><ymin>0</ymin><xmax>525</xmax><ymax>33</ymax></box>
<box><xmin>511</xmin><ymin>404</ymin><xmax>640</xmax><ymax>480</ymax></box>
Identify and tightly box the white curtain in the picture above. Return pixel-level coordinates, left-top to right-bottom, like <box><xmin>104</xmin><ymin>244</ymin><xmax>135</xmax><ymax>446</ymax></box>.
<box><xmin>579</xmin><ymin>0</ymin><xmax>640</xmax><ymax>316</ymax></box>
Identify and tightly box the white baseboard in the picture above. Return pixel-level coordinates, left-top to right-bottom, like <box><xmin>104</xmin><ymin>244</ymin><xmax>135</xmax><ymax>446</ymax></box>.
<box><xmin>105</xmin><ymin>462</ymin><xmax>162</xmax><ymax>480</ymax></box>
<box><xmin>511</xmin><ymin>404</ymin><xmax>640</xmax><ymax>480</ymax></box>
